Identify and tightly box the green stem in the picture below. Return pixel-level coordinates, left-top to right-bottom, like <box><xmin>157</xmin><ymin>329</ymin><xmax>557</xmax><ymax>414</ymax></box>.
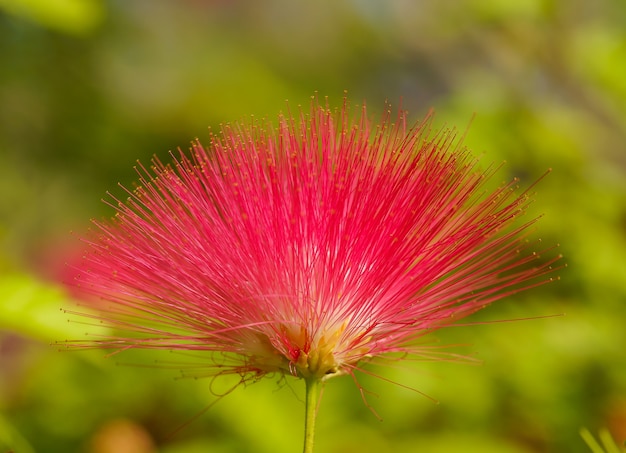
<box><xmin>303</xmin><ymin>377</ymin><xmax>321</xmax><ymax>453</ymax></box>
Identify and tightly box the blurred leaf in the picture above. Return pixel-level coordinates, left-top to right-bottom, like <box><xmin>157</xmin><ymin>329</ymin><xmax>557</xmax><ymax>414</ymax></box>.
<box><xmin>0</xmin><ymin>0</ymin><xmax>104</xmax><ymax>35</ymax></box>
<box><xmin>569</xmin><ymin>25</ymin><xmax>626</xmax><ymax>108</ymax></box>
<box><xmin>0</xmin><ymin>412</ymin><xmax>35</xmax><ymax>453</ymax></box>
<box><xmin>0</xmin><ymin>273</ymin><xmax>108</xmax><ymax>341</ymax></box>
<box><xmin>581</xmin><ymin>427</ymin><xmax>625</xmax><ymax>453</ymax></box>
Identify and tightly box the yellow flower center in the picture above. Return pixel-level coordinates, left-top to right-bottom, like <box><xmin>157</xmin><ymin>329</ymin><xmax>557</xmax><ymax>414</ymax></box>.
<box><xmin>244</xmin><ymin>320</ymin><xmax>373</xmax><ymax>381</ymax></box>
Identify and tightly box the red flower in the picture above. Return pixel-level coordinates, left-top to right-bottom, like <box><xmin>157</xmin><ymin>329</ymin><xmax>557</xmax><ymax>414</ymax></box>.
<box><xmin>69</xmin><ymin>98</ymin><xmax>559</xmax><ymax>384</ymax></box>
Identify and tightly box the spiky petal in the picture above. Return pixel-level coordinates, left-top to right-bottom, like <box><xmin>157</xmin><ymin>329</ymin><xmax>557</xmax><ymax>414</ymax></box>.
<box><xmin>69</xmin><ymin>98</ymin><xmax>558</xmax><ymax>381</ymax></box>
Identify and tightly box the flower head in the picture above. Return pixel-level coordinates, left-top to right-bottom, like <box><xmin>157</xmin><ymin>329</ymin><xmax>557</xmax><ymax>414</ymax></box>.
<box><xmin>69</xmin><ymin>98</ymin><xmax>559</xmax><ymax>384</ymax></box>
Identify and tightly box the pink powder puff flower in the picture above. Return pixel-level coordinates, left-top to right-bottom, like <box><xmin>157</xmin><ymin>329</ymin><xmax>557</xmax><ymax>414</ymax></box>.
<box><xmin>65</xmin><ymin>98</ymin><xmax>559</xmax><ymax>450</ymax></box>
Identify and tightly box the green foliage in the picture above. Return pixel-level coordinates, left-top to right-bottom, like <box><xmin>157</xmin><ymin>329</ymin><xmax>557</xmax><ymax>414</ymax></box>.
<box><xmin>0</xmin><ymin>273</ymin><xmax>103</xmax><ymax>341</ymax></box>
<box><xmin>581</xmin><ymin>428</ymin><xmax>626</xmax><ymax>453</ymax></box>
<box><xmin>0</xmin><ymin>0</ymin><xmax>104</xmax><ymax>35</ymax></box>
<box><xmin>0</xmin><ymin>411</ymin><xmax>35</xmax><ymax>453</ymax></box>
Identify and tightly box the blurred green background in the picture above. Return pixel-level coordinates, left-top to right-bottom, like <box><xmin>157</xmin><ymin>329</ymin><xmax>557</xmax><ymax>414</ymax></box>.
<box><xmin>1</xmin><ymin>0</ymin><xmax>625</xmax><ymax>452</ymax></box>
